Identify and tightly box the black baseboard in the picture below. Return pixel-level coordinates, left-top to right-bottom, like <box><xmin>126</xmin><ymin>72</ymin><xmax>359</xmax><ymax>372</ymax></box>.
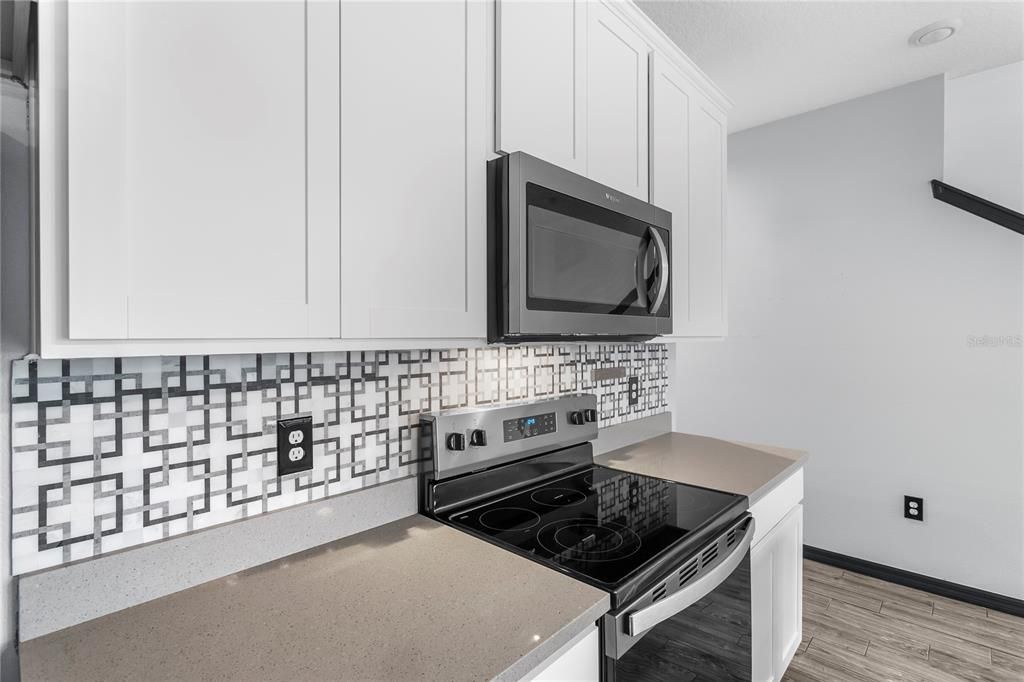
<box><xmin>804</xmin><ymin>545</ymin><xmax>1024</xmax><ymax>618</ymax></box>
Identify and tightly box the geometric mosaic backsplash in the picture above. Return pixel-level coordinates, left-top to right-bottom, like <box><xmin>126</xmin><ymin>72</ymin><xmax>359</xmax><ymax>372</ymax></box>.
<box><xmin>10</xmin><ymin>344</ymin><xmax>668</xmax><ymax>574</ymax></box>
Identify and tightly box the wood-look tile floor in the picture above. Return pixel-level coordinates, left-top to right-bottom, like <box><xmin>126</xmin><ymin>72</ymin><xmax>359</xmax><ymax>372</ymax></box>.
<box><xmin>783</xmin><ymin>560</ymin><xmax>1024</xmax><ymax>681</ymax></box>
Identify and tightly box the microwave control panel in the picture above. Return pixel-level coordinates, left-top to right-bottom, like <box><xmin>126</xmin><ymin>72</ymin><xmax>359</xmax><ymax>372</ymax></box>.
<box><xmin>503</xmin><ymin>412</ymin><xmax>556</xmax><ymax>442</ymax></box>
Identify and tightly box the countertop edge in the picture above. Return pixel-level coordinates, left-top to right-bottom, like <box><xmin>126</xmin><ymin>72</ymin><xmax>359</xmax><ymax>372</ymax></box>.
<box><xmin>746</xmin><ymin>450</ymin><xmax>809</xmax><ymax>505</ymax></box>
<box><xmin>596</xmin><ymin>432</ymin><xmax>809</xmax><ymax>504</ymax></box>
<box><xmin>494</xmin><ymin>593</ymin><xmax>611</xmax><ymax>682</ymax></box>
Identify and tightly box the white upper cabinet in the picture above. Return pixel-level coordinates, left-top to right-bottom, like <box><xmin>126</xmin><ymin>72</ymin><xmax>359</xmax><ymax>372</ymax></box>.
<box><xmin>586</xmin><ymin>1</ymin><xmax>649</xmax><ymax>199</ymax></box>
<box><xmin>63</xmin><ymin>0</ymin><xmax>339</xmax><ymax>340</ymax></box>
<box><xmin>650</xmin><ymin>54</ymin><xmax>728</xmax><ymax>337</ymax></box>
<box><xmin>496</xmin><ymin>0</ymin><xmax>587</xmax><ymax>174</ymax></box>
<box><xmin>495</xmin><ymin>0</ymin><xmax>653</xmax><ymax>200</ymax></box>
<box><xmin>649</xmin><ymin>53</ymin><xmax>692</xmax><ymax>332</ymax></box>
<box><xmin>338</xmin><ymin>0</ymin><xmax>487</xmax><ymax>339</ymax></box>
<box><xmin>40</xmin><ymin>0</ymin><xmax>729</xmax><ymax>356</ymax></box>
<box><xmin>686</xmin><ymin>93</ymin><xmax>727</xmax><ymax>335</ymax></box>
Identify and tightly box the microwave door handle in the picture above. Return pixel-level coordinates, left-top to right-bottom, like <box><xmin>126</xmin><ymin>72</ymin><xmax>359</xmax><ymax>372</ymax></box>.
<box><xmin>635</xmin><ymin>237</ymin><xmax>650</xmax><ymax>309</ymax></box>
<box><xmin>647</xmin><ymin>226</ymin><xmax>670</xmax><ymax>314</ymax></box>
<box><xmin>626</xmin><ymin>516</ymin><xmax>755</xmax><ymax>637</ymax></box>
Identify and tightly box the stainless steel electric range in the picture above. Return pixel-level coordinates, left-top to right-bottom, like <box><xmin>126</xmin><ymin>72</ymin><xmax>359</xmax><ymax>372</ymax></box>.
<box><xmin>419</xmin><ymin>394</ymin><xmax>755</xmax><ymax>680</ymax></box>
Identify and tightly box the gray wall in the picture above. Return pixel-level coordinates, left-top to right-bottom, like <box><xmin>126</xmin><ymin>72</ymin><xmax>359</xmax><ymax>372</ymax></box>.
<box><xmin>671</xmin><ymin>75</ymin><xmax>1024</xmax><ymax>598</ymax></box>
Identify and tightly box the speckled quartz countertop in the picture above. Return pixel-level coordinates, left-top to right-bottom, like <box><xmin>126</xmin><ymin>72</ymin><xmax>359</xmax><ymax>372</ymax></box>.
<box><xmin>596</xmin><ymin>432</ymin><xmax>807</xmax><ymax>503</ymax></box>
<box><xmin>19</xmin><ymin>515</ymin><xmax>610</xmax><ymax>682</ymax></box>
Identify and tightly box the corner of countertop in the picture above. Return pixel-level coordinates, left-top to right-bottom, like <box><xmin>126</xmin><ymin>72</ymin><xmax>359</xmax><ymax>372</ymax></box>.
<box><xmin>493</xmin><ymin>590</ymin><xmax>610</xmax><ymax>682</ymax></box>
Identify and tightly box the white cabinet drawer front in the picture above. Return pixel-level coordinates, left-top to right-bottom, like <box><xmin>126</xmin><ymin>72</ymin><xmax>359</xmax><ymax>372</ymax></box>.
<box><xmin>66</xmin><ymin>1</ymin><xmax>339</xmax><ymax>339</ymax></box>
<box><xmin>496</xmin><ymin>0</ymin><xmax>587</xmax><ymax>174</ymax></box>
<box><xmin>750</xmin><ymin>467</ymin><xmax>804</xmax><ymax>546</ymax></box>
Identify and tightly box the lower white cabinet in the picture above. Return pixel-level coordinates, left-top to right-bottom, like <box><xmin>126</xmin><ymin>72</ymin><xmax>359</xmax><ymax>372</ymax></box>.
<box><xmin>524</xmin><ymin>624</ymin><xmax>600</xmax><ymax>681</ymax></box>
<box><xmin>751</xmin><ymin>503</ymin><xmax>804</xmax><ymax>682</ymax></box>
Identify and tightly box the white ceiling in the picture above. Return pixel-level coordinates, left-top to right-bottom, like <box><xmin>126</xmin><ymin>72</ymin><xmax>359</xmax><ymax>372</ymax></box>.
<box><xmin>637</xmin><ymin>0</ymin><xmax>1024</xmax><ymax>131</ymax></box>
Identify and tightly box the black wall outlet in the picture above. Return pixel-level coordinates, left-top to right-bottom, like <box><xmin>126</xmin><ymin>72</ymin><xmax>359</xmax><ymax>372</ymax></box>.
<box><xmin>277</xmin><ymin>416</ymin><xmax>313</xmax><ymax>476</ymax></box>
<box><xmin>628</xmin><ymin>376</ymin><xmax>640</xmax><ymax>406</ymax></box>
<box><xmin>904</xmin><ymin>495</ymin><xmax>924</xmax><ymax>521</ymax></box>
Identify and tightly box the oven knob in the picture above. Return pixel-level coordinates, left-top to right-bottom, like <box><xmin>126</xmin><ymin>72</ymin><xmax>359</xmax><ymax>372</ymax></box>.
<box><xmin>568</xmin><ymin>411</ymin><xmax>586</xmax><ymax>426</ymax></box>
<box><xmin>469</xmin><ymin>429</ymin><xmax>487</xmax><ymax>447</ymax></box>
<box><xmin>583</xmin><ymin>408</ymin><xmax>597</xmax><ymax>423</ymax></box>
<box><xmin>445</xmin><ymin>432</ymin><xmax>466</xmax><ymax>451</ymax></box>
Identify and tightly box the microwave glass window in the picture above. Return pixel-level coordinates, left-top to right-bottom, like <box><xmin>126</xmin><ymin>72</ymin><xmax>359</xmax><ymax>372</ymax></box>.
<box><xmin>525</xmin><ymin>183</ymin><xmax>667</xmax><ymax>317</ymax></box>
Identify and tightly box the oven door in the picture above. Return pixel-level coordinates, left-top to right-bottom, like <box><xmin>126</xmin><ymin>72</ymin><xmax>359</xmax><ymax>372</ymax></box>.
<box><xmin>602</xmin><ymin>515</ymin><xmax>754</xmax><ymax>681</ymax></box>
<box><xmin>499</xmin><ymin>152</ymin><xmax>672</xmax><ymax>341</ymax></box>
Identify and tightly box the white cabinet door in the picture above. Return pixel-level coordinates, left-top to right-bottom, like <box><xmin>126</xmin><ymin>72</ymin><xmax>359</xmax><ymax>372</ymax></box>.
<box><xmin>649</xmin><ymin>53</ymin><xmax>692</xmax><ymax>334</ymax></box>
<box><xmin>751</xmin><ymin>504</ymin><xmax>804</xmax><ymax>682</ymax></box>
<box><xmin>66</xmin><ymin>1</ymin><xmax>339</xmax><ymax>339</ymax></box>
<box><xmin>586</xmin><ymin>1</ymin><xmax>649</xmax><ymax>199</ymax></box>
<box><xmin>496</xmin><ymin>0</ymin><xmax>587</xmax><ymax>174</ymax></box>
<box><xmin>339</xmin><ymin>0</ymin><xmax>486</xmax><ymax>339</ymax></box>
<box><xmin>683</xmin><ymin>92</ymin><xmax>727</xmax><ymax>336</ymax></box>
<box><xmin>650</xmin><ymin>53</ymin><xmax>727</xmax><ymax>337</ymax></box>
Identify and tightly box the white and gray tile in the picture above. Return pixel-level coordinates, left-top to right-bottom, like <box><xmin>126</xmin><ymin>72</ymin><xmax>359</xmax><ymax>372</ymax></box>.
<box><xmin>10</xmin><ymin>344</ymin><xmax>669</xmax><ymax>573</ymax></box>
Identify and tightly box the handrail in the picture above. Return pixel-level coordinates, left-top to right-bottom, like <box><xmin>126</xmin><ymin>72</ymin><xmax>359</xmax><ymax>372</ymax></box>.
<box><xmin>930</xmin><ymin>180</ymin><xmax>1024</xmax><ymax>236</ymax></box>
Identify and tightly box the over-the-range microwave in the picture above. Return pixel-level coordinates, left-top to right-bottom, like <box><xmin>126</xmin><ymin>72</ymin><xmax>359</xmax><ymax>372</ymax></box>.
<box><xmin>488</xmin><ymin>152</ymin><xmax>672</xmax><ymax>343</ymax></box>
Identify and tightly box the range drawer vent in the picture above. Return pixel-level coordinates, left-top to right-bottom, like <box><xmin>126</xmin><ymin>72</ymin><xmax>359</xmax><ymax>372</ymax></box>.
<box><xmin>678</xmin><ymin>558</ymin><xmax>699</xmax><ymax>587</ymax></box>
<box><xmin>652</xmin><ymin>583</ymin><xmax>667</xmax><ymax>602</ymax></box>
<box><xmin>726</xmin><ymin>528</ymin><xmax>738</xmax><ymax>547</ymax></box>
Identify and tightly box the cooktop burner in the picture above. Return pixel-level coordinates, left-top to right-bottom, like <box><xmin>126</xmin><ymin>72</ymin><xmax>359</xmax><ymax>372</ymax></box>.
<box><xmin>446</xmin><ymin>464</ymin><xmax>742</xmax><ymax>589</ymax></box>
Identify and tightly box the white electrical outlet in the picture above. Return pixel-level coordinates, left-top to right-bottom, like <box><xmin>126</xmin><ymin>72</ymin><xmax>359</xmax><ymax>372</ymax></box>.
<box><xmin>288</xmin><ymin>430</ymin><xmax>304</xmax><ymax>445</ymax></box>
<box><xmin>288</xmin><ymin>446</ymin><xmax>305</xmax><ymax>462</ymax></box>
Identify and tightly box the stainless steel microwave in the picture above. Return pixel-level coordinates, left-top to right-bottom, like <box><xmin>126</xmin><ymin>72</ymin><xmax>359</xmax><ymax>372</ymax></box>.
<box><xmin>488</xmin><ymin>152</ymin><xmax>672</xmax><ymax>343</ymax></box>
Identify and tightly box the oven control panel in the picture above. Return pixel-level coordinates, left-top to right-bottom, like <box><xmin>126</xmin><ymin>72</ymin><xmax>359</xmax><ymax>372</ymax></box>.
<box><xmin>420</xmin><ymin>394</ymin><xmax>598</xmax><ymax>481</ymax></box>
<box><xmin>503</xmin><ymin>412</ymin><xmax>556</xmax><ymax>442</ymax></box>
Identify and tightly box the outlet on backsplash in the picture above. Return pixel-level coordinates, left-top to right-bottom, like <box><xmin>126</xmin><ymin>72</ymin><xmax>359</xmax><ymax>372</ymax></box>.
<box><xmin>628</xmin><ymin>376</ymin><xmax>640</xmax><ymax>406</ymax></box>
<box><xmin>277</xmin><ymin>417</ymin><xmax>313</xmax><ymax>476</ymax></box>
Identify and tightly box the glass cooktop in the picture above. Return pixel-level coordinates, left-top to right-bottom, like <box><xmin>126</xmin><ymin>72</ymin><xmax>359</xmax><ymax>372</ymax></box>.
<box><xmin>445</xmin><ymin>464</ymin><xmax>744</xmax><ymax>589</ymax></box>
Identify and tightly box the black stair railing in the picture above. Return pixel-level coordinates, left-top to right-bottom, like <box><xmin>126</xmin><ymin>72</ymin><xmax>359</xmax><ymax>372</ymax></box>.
<box><xmin>930</xmin><ymin>180</ymin><xmax>1024</xmax><ymax>236</ymax></box>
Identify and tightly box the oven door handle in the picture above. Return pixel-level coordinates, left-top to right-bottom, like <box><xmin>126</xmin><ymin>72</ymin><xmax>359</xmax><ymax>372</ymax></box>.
<box><xmin>626</xmin><ymin>515</ymin><xmax>755</xmax><ymax>637</ymax></box>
